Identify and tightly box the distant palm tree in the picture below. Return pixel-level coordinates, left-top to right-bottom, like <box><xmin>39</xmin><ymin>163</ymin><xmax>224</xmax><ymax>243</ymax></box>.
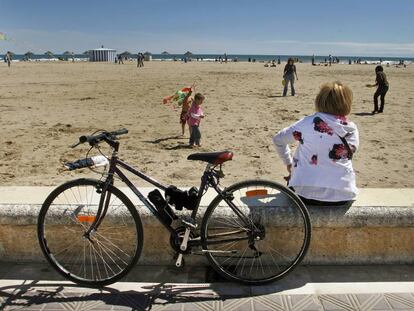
<box><xmin>45</xmin><ymin>51</ymin><xmax>54</xmax><ymax>59</ymax></box>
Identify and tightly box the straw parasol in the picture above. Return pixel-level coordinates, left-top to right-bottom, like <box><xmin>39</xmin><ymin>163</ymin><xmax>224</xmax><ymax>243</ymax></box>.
<box><xmin>24</xmin><ymin>51</ymin><xmax>34</xmax><ymax>60</ymax></box>
<box><xmin>45</xmin><ymin>51</ymin><xmax>54</xmax><ymax>59</ymax></box>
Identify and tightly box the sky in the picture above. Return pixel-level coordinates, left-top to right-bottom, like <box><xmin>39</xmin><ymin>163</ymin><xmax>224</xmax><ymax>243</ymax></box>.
<box><xmin>1</xmin><ymin>0</ymin><xmax>414</xmax><ymax>57</ymax></box>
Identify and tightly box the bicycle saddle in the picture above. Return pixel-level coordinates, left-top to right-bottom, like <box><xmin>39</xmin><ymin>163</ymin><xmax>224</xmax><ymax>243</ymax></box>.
<box><xmin>187</xmin><ymin>151</ymin><xmax>233</xmax><ymax>165</ymax></box>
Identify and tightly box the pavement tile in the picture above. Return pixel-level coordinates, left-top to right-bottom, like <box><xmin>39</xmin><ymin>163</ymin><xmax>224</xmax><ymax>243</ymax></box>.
<box><xmin>2</xmin><ymin>263</ymin><xmax>414</xmax><ymax>310</ymax></box>
<box><xmin>383</xmin><ymin>293</ymin><xmax>414</xmax><ymax>310</ymax></box>
<box><xmin>223</xmin><ymin>298</ymin><xmax>252</xmax><ymax>311</ymax></box>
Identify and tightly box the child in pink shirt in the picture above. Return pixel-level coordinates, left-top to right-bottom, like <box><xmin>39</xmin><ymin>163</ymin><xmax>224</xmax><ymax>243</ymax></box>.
<box><xmin>187</xmin><ymin>93</ymin><xmax>205</xmax><ymax>147</ymax></box>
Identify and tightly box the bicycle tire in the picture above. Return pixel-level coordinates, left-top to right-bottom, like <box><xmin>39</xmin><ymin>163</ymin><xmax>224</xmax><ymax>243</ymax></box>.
<box><xmin>37</xmin><ymin>178</ymin><xmax>143</xmax><ymax>287</ymax></box>
<box><xmin>201</xmin><ymin>179</ymin><xmax>311</xmax><ymax>284</ymax></box>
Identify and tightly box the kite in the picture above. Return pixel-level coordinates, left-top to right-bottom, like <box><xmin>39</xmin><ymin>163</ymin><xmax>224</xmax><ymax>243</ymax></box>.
<box><xmin>0</xmin><ymin>32</ymin><xmax>7</xmax><ymax>41</ymax></box>
<box><xmin>162</xmin><ymin>86</ymin><xmax>193</xmax><ymax>110</ymax></box>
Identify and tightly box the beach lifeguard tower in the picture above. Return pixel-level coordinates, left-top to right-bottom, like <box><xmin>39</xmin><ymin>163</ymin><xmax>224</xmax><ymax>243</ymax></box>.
<box><xmin>89</xmin><ymin>47</ymin><xmax>116</xmax><ymax>62</ymax></box>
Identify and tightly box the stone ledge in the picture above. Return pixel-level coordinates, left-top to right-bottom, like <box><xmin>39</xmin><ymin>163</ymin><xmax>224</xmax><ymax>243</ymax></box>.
<box><xmin>0</xmin><ymin>187</ymin><xmax>413</xmax><ymax>264</ymax></box>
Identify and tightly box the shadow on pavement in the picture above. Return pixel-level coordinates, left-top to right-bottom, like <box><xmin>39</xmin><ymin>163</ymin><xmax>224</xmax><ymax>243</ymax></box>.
<box><xmin>0</xmin><ymin>280</ymin><xmax>229</xmax><ymax>310</ymax></box>
<box><xmin>2</xmin><ymin>264</ymin><xmax>414</xmax><ymax>310</ymax></box>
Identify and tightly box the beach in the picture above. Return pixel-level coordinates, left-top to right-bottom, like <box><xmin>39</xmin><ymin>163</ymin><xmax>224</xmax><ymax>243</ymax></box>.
<box><xmin>0</xmin><ymin>60</ymin><xmax>413</xmax><ymax>188</ymax></box>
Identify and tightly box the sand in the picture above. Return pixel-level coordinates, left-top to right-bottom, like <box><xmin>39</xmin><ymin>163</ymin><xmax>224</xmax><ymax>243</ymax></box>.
<box><xmin>0</xmin><ymin>60</ymin><xmax>413</xmax><ymax>188</ymax></box>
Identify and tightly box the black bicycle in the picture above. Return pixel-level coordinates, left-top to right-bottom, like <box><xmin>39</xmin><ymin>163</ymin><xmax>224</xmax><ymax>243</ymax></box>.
<box><xmin>37</xmin><ymin>128</ymin><xmax>311</xmax><ymax>287</ymax></box>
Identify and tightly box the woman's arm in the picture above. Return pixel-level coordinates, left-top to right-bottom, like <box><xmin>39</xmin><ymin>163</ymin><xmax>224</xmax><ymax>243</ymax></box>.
<box><xmin>272</xmin><ymin>126</ymin><xmax>297</xmax><ymax>166</ymax></box>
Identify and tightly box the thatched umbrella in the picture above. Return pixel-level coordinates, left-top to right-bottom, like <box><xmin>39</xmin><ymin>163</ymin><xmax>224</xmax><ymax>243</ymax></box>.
<box><xmin>45</xmin><ymin>51</ymin><xmax>54</xmax><ymax>59</ymax></box>
<box><xmin>120</xmin><ymin>51</ymin><xmax>132</xmax><ymax>59</ymax></box>
<box><xmin>161</xmin><ymin>51</ymin><xmax>169</xmax><ymax>55</ymax></box>
<box><xmin>24</xmin><ymin>51</ymin><xmax>34</xmax><ymax>60</ymax></box>
<box><xmin>62</xmin><ymin>51</ymin><xmax>73</xmax><ymax>60</ymax></box>
<box><xmin>184</xmin><ymin>51</ymin><xmax>193</xmax><ymax>57</ymax></box>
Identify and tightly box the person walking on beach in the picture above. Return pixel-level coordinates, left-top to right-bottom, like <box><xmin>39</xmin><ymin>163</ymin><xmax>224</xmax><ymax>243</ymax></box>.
<box><xmin>273</xmin><ymin>81</ymin><xmax>359</xmax><ymax>206</ymax></box>
<box><xmin>371</xmin><ymin>65</ymin><xmax>389</xmax><ymax>114</ymax></box>
<box><xmin>137</xmin><ymin>53</ymin><xmax>144</xmax><ymax>67</ymax></box>
<box><xmin>5</xmin><ymin>51</ymin><xmax>12</xmax><ymax>67</ymax></box>
<box><xmin>187</xmin><ymin>93</ymin><xmax>205</xmax><ymax>147</ymax></box>
<box><xmin>283</xmin><ymin>58</ymin><xmax>298</xmax><ymax>96</ymax></box>
<box><xmin>117</xmin><ymin>54</ymin><xmax>123</xmax><ymax>64</ymax></box>
<box><xmin>140</xmin><ymin>53</ymin><xmax>145</xmax><ymax>67</ymax></box>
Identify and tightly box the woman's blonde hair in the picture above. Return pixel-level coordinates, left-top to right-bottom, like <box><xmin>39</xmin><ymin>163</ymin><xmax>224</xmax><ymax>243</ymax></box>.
<box><xmin>315</xmin><ymin>81</ymin><xmax>353</xmax><ymax>116</ymax></box>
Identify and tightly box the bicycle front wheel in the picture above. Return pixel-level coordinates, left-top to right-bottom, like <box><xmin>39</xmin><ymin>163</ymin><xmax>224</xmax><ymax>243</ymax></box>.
<box><xmin>37</xmin><ymin>178</ymin><xmax>143</xmax><ymax>287</ymax></box>
<box><xmin>201</xmin><ymin>180</ymin><xmax>311</xmax><ymax>284</ymax></box>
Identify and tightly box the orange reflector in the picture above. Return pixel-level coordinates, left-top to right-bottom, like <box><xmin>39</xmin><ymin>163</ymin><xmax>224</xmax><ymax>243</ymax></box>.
<box><xmin>246</xmin><ymin>189</ymin><xmax>268</xmax><ymax>197</ymax></box>
<box><xmin>77</xmin><ymin>215</ymin><xmax>95</xmax><ymax>223</ymax></box>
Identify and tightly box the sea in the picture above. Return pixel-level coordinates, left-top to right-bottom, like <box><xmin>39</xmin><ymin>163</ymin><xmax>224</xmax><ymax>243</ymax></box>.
<box><xmin>2</xmin><ymin>53</ymin><xmax>413</xmax><ymax>65</ymax></box>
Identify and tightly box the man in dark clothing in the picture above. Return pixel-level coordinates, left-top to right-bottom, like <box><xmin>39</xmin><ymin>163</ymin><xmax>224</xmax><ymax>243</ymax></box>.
<box><xmin>372</xmin><ymin>65</ymin><xmax>389</xmax><ymax>114</ymax></box>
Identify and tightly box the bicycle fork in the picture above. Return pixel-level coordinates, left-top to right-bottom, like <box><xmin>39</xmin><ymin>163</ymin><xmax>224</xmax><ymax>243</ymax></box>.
<box><xmin>81</xmin><ymin>181</ymin><xmax>113</xmax><ymax>242</ymax></box>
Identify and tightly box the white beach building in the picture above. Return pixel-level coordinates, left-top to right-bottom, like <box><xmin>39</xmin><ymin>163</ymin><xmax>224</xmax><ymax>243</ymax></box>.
<box><xmin>89</xmin><ymin>48</ymin><xmax>116</xmax><ymax>62</ymax></box>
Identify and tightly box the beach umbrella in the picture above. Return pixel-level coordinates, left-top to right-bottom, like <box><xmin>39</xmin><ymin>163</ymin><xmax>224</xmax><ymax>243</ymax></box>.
<box><xmin>184</xmin><ymin>51</ymin><xmax>193</xmax><ymax>57</ymax></box>
<box><xmin>120</xmin><ymin>51</ymin><xmax>132</xmax><ymax>57</ymax></box>
<box><xmin>45</xmin><ymin>51</ymin><xmax>54</xmax><ymax>59</ymax></box>
<box><xmin>83</xmin><ymin>50</ymin><xmax>90</xmax><ymax>55</ymax></box>
<box><xmin>24</xmin><ymin>51</ymin><xmax>34</xmax><ymax>60</ymax></box>
<box><xmin>161</xmin><ymin>51</ymin><xmax>170</xmax><ymax>55</ymax></box>
<box><xmin>62</xmin><ymin>51</ymin><xmax>73</xmax><ymax>60</ymax></box>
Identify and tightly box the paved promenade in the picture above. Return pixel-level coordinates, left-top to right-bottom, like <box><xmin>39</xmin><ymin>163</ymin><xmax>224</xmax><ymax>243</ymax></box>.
<box><xmin>1</xmin><ymin>263</ymin><xmax>414</xmax><ymax>310</ymax></box>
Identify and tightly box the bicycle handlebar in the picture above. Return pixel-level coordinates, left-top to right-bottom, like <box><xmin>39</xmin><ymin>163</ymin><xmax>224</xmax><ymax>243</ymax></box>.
<box><xmin>71</xmin><ymin>128</ymin><xmax>128</xmax><ymax>148</ymax></box>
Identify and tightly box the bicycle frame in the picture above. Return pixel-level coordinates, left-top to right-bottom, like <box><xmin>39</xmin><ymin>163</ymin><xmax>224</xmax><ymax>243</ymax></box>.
<box><xmin>85</xmin><ymin>140</ymin><xmax>252</xmax><ymax>250</ymax></box>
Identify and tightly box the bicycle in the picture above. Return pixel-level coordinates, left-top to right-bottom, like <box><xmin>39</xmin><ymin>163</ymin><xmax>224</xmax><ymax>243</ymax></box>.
<box><xmin>37</xmin><ymin>128</ymin><xmax>311</xmax><ymax>287</ymax></box>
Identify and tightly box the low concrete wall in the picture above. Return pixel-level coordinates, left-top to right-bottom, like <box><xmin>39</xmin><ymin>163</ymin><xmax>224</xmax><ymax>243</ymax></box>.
<box><xmin>0</xmin><ymin>187</ymin><xmax>413</xmax><ymax>265</ymax></box>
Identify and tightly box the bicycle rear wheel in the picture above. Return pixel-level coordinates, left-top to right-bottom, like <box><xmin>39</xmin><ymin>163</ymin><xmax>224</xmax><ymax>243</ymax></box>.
<box><xmin>37</xmin><ymin>178</ymin><xmax>143</xmax><ymax>287</ymax></box>
<box><xmin>201</xmin><ymin>180</ymin><xmax>311</xmax><ymax>284</ymax></box>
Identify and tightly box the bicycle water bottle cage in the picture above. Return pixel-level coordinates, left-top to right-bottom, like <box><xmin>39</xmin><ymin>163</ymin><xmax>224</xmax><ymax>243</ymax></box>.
<box><xmin>165</xmin><ymin>186</ymin><xmax>198</xmax><ymax>211</ymax></box>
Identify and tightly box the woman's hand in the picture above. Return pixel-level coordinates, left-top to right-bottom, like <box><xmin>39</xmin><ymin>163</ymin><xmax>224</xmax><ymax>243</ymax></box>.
<box><xmin>284</xmin><ymin>164</ymin><xmax>292</xmax><ymax>183</ymax></box>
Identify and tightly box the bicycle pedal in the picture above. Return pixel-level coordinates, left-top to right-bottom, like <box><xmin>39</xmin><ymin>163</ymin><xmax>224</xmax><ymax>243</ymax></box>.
<box><xmin>175</xmin><ymin>253</ymin><xmax>184</xmax><ymax>268</ymax></box>
<box><xmin>181</xmin><ymin>217</ymin><xmax>197</xmax><ymax>229</ymax></box>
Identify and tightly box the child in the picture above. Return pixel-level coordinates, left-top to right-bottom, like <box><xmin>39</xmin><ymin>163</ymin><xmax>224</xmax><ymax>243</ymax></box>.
<box><xmin>179</xmin><ymin>89</ymin><xmax>193</xmax><ymax>136</ymax></box>
<box><xmin>187</xmin><ymin>93</ymin><xmax>205</xmax><ymax>147</ymax></box>
<box><xmin>372</xmin><ymin>65</ymin><xmax>389</xmax><ymax>114</ymax></box>
<box><xmin>273</xmin><ymin>82</ymin><xmax>359</xmax><ymax>206</ymax></box>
